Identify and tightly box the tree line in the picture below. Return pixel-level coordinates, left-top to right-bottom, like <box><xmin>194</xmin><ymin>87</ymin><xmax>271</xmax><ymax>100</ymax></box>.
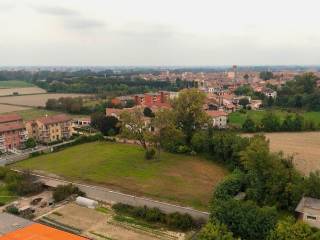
<box><xmin>242</xmin><ymin>111</ymin><xmax>318</xmax><ymax>132</ymax></box>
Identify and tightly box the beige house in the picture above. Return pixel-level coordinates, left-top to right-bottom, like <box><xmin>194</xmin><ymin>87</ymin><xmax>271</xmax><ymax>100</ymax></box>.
<box><xmin>206</xmin><ymin>111</ymin><xmax>228</xmax><ymax>128</ymax></box>
<box><xmin>26</xmin><ymin>114</ymin><xmax>72</xmax><ymax>143</ymax></box>
<box><xmin>296</xmin><ymin>197</ymin><xmax>320</xmax><ymax>229</ymax></box>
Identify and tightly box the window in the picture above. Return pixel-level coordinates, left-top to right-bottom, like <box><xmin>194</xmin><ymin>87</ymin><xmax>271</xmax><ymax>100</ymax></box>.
<box><xmin>307</xmin><ymin>215</ymin><xmax>317</xmax><ymax>220</ymax></box>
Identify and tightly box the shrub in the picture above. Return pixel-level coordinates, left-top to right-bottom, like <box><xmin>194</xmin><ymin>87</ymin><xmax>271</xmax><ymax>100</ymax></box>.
<box><xmin>176</xmin><ymin>145</ymin><xmax>190</xmax><ymax>154</ymax></box>
<box><xmin>213</xmin><ymin>169</ymin><xmax>246</xmax><ymax>201</ymax></box>
<box><xmin>6</xmin><ymin>205</ymin><xmax>19</xmax><ymax>215</ymax></box>
<box><xmin>112</xmin><ymin>203</ymin><xmax>197</xmax><ymax>231</ymax></box>
<box><xmin>165</xmin><ymin>212</ymin><xmax>194</xmax><ymax>231</ymax></box>
<box><xmin>145</xmin><ymin>148</ymin><xmax>156</xmax><ymax>160</ymax></box>
<box><xmin>53</xmin><ymin>184</ymin><xmax>85</xmax><ymax>202</ymax></box>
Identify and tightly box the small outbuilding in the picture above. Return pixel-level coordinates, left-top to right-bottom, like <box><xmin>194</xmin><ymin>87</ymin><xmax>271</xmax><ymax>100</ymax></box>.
<box><xmin>75</xmin><ymin>196</ymin><xmax>98</xmax><ymax>209</ymax></box>
<box><xmin>296</xmin><ymin>197</ymin><xmax>320</xmax><ymax>228</ymax></box>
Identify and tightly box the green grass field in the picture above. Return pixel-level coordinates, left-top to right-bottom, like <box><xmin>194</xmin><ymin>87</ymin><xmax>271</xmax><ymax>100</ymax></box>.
<box><xmin>0</xmin><ymin>185</ymin><xmax>16</xmax><ymax>205</ymax></box>
<box><xmin>12</xmin><ymin>142</ymin><xmax>227</xmax><ymax>210</ymax></box>
<box><xmin>0</xmin><ymin>80</ymin><xmax>34</xmax><ymax>88</ymax></box>
<box><xmin>229</xmin><ymin>109</ymin><xmax>320</xmax><ymax>127</ymax></box>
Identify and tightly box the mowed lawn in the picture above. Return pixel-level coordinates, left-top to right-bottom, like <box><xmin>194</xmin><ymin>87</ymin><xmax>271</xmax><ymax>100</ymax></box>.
<box><xmin>12</xmin><ymin>142</ymin><xmax>227</xmax><ymax>210</ymax></box>
<box><xmin>229</xmin><ymin>109</ymin><xmax>320</xmax><ymax>127</ymax></box>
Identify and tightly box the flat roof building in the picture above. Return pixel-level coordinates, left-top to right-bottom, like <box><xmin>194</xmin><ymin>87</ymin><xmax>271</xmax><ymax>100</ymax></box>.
<box><xmin>0</xmin><ymin>213</ymin><xmax>88</xmax><ymax>240</ymax></box>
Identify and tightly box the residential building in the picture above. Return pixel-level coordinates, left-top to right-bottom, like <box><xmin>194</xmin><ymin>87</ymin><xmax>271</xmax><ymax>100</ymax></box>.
<box><xmin>296</xmin><ymin>197</ymin><xmax>320</xmax><ymax>228</ymax></box>
<box><xmin>206</xmin><ymin>111</ymin><xmax>228</xmax><ymax>128</ymax></box>
<box><xmin>111</xmin><ymin>95</ymin><xmax>134</xmax><ymax>106</ymax></box>
<box><xmin>0</xmin><ymin>113</ymin><xmax>27</xmax><ymax>153</ymax></box>
<box><xmin>262</xmin><ymin>87</ymin><xmax>277</xmax><ymax>98</ymax></box>
<box><xmin>26</xmin><ymin>114</ymin><xmax>73</xmax><ymax>143</ymax></box>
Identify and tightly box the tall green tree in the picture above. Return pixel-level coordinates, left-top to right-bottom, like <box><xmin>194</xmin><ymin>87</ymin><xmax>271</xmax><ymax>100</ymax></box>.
<box><xmin>171</xmin><ymin>88</ymin><xmax>209</xmax><ymax>143</ymax></box>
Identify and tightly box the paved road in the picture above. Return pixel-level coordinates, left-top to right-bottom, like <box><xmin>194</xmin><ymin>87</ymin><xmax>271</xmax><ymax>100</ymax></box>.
<box><xmin>27</xmin><ymin>172</ymin><xmax>209</xmax><ymax>220</ymax></box>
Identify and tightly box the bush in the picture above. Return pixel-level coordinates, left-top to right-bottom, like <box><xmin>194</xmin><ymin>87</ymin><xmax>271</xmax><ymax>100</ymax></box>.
<box><xmin>213</xmin><ymin>169</ymin><xmax>246</xmax><ymax>201</ymax></box>
<box><xmin>176</xmin><ymin>145</ymin><xmax>190</xmax><ymax>154</ymax></box>
<box><xmin>6</xmin><ymin>205</ymin><xmax>19</xmax><ymax>215</ymax></box>
<box><xmin>145</xmin><ymin>148</ymin><xmax>156</xmax><ymax>160</ymax></box>
<box><xmin>112</xmin><ymin>203</ymin><xmax>197</xmax><ymax>231</ymax></box>
<box><xmin>53</xmin><ymin>184</ymin><xmax>85</xmax><ymax>202</ymax></box>
<box><xmin>166</xmin><ymin>212</ymin><xmax>194</xmax><ymax>231</ymax></box>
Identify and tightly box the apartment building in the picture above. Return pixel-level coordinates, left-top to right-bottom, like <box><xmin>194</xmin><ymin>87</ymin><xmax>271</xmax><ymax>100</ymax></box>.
<box><xmin>26</xmin><ymin>114</ymin><xmax>73</xmax><ymax>143</ymax></box>
<box><xmin>0</xmin><ymin>114</ymin><xmax>27</xmax><ymax>153</ymax></box>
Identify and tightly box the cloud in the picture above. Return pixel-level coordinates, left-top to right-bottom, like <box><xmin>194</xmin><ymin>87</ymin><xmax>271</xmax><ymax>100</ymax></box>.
<box><xmin>32</xmin><ymin>5</ymin><xmax>78</xmax><ymax>16</ymax></box>
<box><xmin>30</xmin><ymin>4</ymin><xmax>106</xmax><ymax>30</ymax></box>
<box><xmin>65</xmin><ymin>18</ymin><xmax>106</xmax><ymax>30</ymax></box>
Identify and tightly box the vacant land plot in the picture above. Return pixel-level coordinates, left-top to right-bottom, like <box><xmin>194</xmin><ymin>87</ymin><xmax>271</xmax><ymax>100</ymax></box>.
<box><xmin>43</xmin><ymin>203</ymin><xmax>183</xmax><ymax>240</ymax></box>
<box><xmin>0</xmin><ymin>93</ymin><xmax>90</xmax><ymax>107</ymax></box>
<box><xmin>0</xmin><ymin>87</ymin><xmax>46</xmax><ymax>96</ymax></box>
<box><xmin>0</xmin><ymin>80</ymin><xmax>35</xmax><ymax>88</ymax></box>
<box><xmin>246</xmin><ymin>132</ymin><xmax>320</xmax><ymax>175</ymax></box>
<box><xmin>0</xmin><ymin>104</ymin><xmax>30</xmax><ymax>113</ymax></box>
<box><xmin>229</xmin><ymin>110</ymin><xmax>320</xmax><ymax>127</ymax></box>
<box><xmin>13</xmin><ymin>142</ymin><xmax>227</xmax><ymax>209</ymax></box>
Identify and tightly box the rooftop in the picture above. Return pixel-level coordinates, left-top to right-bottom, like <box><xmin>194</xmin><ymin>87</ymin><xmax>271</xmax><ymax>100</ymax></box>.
<box><xmin>0</xmin><ymin>213</ymin><xmax>32</xmax><ymax>236</ymax></box>
<box><xmin>37</xmin><ymin>114</ymin><xmax>72</xmax><ymax>125</ymax></box>
<box><xmin>296</xmin><ymin>197</ymin><xmax>320</xmax><ymax>213</ymax></box>
<box><xmin>206</xmin><ymin>110</ymin><xmax>228</xmax><ymax>117</ymax></box>
<box><xmin>0</xmin><ymin>123</ymin><xmax>25</xmax><ymax>133</ymax></box>
<box><xmin>0</xmin><ymin>114</ymin><xmax>22</xmax><ymax>124</ymax></box>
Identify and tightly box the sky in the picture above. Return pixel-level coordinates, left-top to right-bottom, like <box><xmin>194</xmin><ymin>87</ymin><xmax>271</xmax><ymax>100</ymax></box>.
<box><xmin>1</xmin><ymin>0</ymin><xmax>320</xmax><ymax>66</ymax></box>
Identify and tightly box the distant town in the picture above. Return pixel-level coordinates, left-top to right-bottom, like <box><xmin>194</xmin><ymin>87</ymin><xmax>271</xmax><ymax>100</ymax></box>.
<box><xmin>0</xmin><ymin>66</ymin><xmax>320</xmax><ymax>240</ymax></box>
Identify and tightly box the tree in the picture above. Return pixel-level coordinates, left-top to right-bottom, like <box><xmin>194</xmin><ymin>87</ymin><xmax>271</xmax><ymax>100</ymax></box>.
<box><xmin>261</xmin><ymin>112</ymin><xmax>281</xmax><ymax>132</ymax></box>
<box><xmin>120</xmin><ymin>108</ymin><xmax>149</xmax><ymax>150</ymax></box>
<box><xmin>243</xmin><ymin>74</ymin><xmax>249</xmax><ymax>82</ymax></box>
<box><xmin>304</xmin><ymin>171</ymin><xmax>320</xmax><ymax>199</ymax></box>
<box><xmin>143</xmin><ymin>107</ymin><xmax>155</xmax><ymax>118</ymax></box>
<box><xmin>242</xmin><ymin>118</ymin><xmax>256</xmax><ymax>132</ymax></box>
<box><xmin>198</xmin><ymin>221</ymin><xmax>236</xmax><ymax>240</ymax></box>
<box><xmin>211</xmin><ymin>199</ymin><xmax>278</xmax><ymax>240</ymax></box>
<box><xmin>239</xmin><ymin>98</ymin><xmax>250</xmax><ymax>108</ymax></box>
<box><xmin>260</xmin><ymin>71</ymin><xmax>274</xmax><ymax>81</ymax></box>
<box><xmin>240</xmin><ymin>135</ymin><xmax>304</xmax><ymax>211</ymax></box>
<box><xmin>25</xmin><ymin>138</ymin><xmax>36</xmax><ymax>149</ymax></box>
<box><xmin>268</xmin><ymin>217</ymin><xmax>317</xmax><ymax>240</ymax></box>
<box><xmin>171</xmin><ymin>88</ymin><xmax>209</xmax><ymax>143</ymax></box>
<box><xmin>91</xmin><ymin>112</ymin><xmax>119</xmax><ymax>136</ymax></box>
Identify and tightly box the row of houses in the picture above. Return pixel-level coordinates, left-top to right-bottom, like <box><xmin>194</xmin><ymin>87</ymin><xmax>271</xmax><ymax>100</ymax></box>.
<box><xmin>0</xmin><ymin>113</ymin><xmax>74</xmax><ymax>153</ymax></box>
<box><xmin>111</xmin><ymin>91</ymin><xmax>177</xmax><ymax>108</ymax></box>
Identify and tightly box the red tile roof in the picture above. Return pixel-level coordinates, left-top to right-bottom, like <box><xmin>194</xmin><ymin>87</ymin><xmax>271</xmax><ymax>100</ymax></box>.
<box><xmin>0</xmin><ymin>123</ymin><xmax>25</xmax><ymax>133</ymax></box>
<box><xmin>0</xmin><ymin>114</ymin><xmax>22</xmax><ymax>124</ymax></box>
<box><xmin>37</xmin><ymin>114</ymin><xmax>72</xmax><ymax>125</ymax></box>
<box><xmin>206</xmin><ymin>111</ymin><xmax>228</xmax><ymax>117</ymax></box>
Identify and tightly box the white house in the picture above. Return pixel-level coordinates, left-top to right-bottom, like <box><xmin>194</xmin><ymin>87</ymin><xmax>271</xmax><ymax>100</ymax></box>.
<box><xmin>262</xmin><ymin>88</ymin><xmax>277</xmax><ymax>98</ymax></box>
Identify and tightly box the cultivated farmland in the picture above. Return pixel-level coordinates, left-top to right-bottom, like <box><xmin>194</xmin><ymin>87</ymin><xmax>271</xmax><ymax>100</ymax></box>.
<box><xmin>0</xmin><ymin>104</ymin><xmax>30</xmax><ymax>113</ymax></box>
<box><xmin>0</xmin><ymin>87</ymin><xmax>46</xmax><ymax>96</ymax></box>
<box><xmin>0</xmin><ymin>93</ymin><xmax>90</xmax><ymax>107</ymax></box>
<box><xmin>250</xmin><ymin>132</ymin><xmax>320</xmax><ymax>175</ymax></box>
<box><xmin>12</xmin><ymin>142</ymin><xmax>227</xmax><ymax>210</ymax></box>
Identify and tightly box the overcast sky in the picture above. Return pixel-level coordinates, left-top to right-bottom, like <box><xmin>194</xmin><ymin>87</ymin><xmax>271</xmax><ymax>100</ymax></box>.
<box><xmin>1</xmin><ymin>0</ymin><xmax>320</xmax><ymax>66</ymax></box>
